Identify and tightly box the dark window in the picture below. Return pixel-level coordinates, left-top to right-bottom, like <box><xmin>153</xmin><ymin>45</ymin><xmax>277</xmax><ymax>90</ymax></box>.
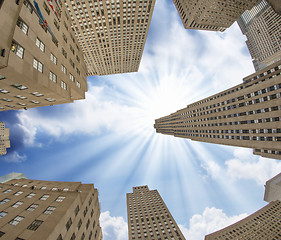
<box><xmin>75</xmin><ymin>205</ymin><xmax>80</xmax><ymax>216</ymax></box>
<box><xmin>86</xmin><ymin>219</ymin><xmax>90</xmax><ymax>229</ymax></box>
<box><xmin>70</xmin><ymin>233</ymin><xmax>75</xmax><ymax>240</ymax></box>
<box><xmin>78</xmin><ymin>219</ymin><xmax>82</xmax><ymax>230</ymax></box>
<box><xmin>66</xmin><ymin>218</ymin><xmax>72</xmax><ymax>230</ymax></box>
<box><xmin>43</xmin><ymin>2</ymin><xmax>50</xmax><ymax>15</ymax></box>
<box><xmin>27</xmin><ymin>220</ymin><xmax>43</xmax><ymax>231</ymax></box>
<box><xmin>57</xmin><ymin>234</ymin><xmax>62</xmax><ymax>240</ymax></box>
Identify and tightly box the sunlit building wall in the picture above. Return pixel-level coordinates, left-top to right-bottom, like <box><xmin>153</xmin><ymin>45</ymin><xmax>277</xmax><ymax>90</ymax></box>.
<box><xmin>0</xmin><ymin>178</ymin><xmax>102</xmax><ymax>240</ymax></box>
<box><xmin>172</xmin><ymin>0</ymin><xmax>259</xmax><ymax>32</ymax></box>
<box><xmin>205</xmin><ymin>200</ymin><xmax>281</xmax><ymax>239</ymax></box>
<box><xmin>237</xmin><ymin>0</ymin><xmax>281</xmax><ymax>71</ymax></box>
<box><xmin>264</xmin><ymin>172</ymin><xmax>281</xmax><ymax>202</ymax></box>
<box><xmin>64</xmin><ymin>0</ymin><xmax>156</xmax><ymax>76</ymax></box>
<box><xmin>127</xmin><ymin>185</ymin><xmax>186</xmax><ymax>240</ymax></box>
<box><xmin>0</xmin><ymin>0</ymin><xmax>87</xmax><ymax>111</ymax></box>
<box><xmin>154</xmin><ymin>60</ymin><xmax>281</xmax><ymax>160</ymax></box>
<box><xmin>0</xmin><ymin>122</ymin><xmax>10</xmax><ymax>155</ymax></box>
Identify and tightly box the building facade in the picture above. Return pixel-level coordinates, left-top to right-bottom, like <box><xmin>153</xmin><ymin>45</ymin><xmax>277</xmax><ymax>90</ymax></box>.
<box><xmin>205</xmin><ymin>200</ymin><xmax>281</xmax><ymax>239</ymax></box>
<box><xmin>0</xmin><ymin>178</ymin><xmax>102</xmax><ymax>240</ymax></box>
<box><xmin>172</xmin><ymin>0</ymin><xmax>259</xmax><ymax>32</ymax></box>
<box><xmin>237</xmin><ymin>0</ymin><xmax>281</xmax><ymax>71</ymax></box>
<box><xmin>0</xmin><ymin>0</ymin><xmax>87</xmax><ymax>111</ymax></box>
<box><xmin>127</xmin><ymin>185</ymin><xmax>186</xmax><ymax>240</ymax></box>
<box><xmin>64</xmin><ymin>0</ymin><xmax>156</xmax><ymax>76</ymax></box>
<box><xmin>0</xmin><ymin>122</ymin><xmax>10</xmax><ymax>155</ymax></box>
<box><xmin>154</xmin><ymin>60</ymin><xmax>281</xmax><ymax>160</ymax></box>
<box><xmin>264</xmin><ymin>172</ymin><xmax>281</xmax><ymax>202</ymax></box>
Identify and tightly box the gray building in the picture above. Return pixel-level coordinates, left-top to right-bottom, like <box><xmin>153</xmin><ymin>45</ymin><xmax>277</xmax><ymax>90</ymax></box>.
<box><xmin>264</xmin><ymin>172</ymin><xmax>281</xmax><ymax>202</ymax></box>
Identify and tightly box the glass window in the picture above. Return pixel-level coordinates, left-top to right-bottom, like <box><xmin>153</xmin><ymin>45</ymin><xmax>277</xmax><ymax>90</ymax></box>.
<box><xmin>17</xmin><ymin>17</ymin><xmax>29</xmax><ymax>35</ymax></box>
<box><xmin>26</xmin><ymin>193</ymin><xmax>36</xmax><ymax>198</ymax></box>
<box><xmin>0</xmin><ymin>211</ymin><xmax>7</xmax><ymax>218</ymax></box>
<box><xmin>40</xmin><ymin>194</ymin><xmax>50</xmax><ymax>200</ymax></box>
<box><xmin>27</xmin><ymin>220</ymin><xmax>43</xmax><ymax>231</ymax></box>
<box><xmin>9</xmin><ymin>216</ymin><xmax>24</xmax><ymax>226</ymax></box>
<box><xmin>35</xmin><ymin>38</ymin><xmax>45</xmax><ymax>52</ymax></box>
<box><xmin>11</xmin><ymin>41</ymin><xmax>24</xmax><ymax>59</ymax></box>
<box><xmin>33</xmin><ymin>58</ymin><xmax>43</xmax><ymax>73</ymax></box>
<box><xmin>12</xmin><ymin>201</ymin><xmax>24</xmax><ymax>208</ymax></box>
<box><xmin>44</xmin><ymin>206</ymin><xmax>56</xmax><ymax>215</ymax></box>
<box><xmin>26</xmin><ymin>204</ymin><xmax>38</xmax><ymax>211</ymax></box>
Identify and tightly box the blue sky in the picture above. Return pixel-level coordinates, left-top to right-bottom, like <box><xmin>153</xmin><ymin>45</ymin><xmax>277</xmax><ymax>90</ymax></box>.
<box><xmin>1</xmin><ymin>1</ymin><xmax>281</xmax><ymax>239</ymax></box>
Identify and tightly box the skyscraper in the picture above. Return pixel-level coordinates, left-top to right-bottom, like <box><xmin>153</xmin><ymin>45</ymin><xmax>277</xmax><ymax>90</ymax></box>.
<box><xmin>154</xmin><ymin>60</ymin><xmax>281</xmax><ymax>160</ymax></box>
<box><xmin>237</xmin><ymin>0</ymin><xmax>281</xmax><ymax>71</ymax></box>
<box><xmin>172</xmin><ymin>0</ymin><xmax>259</xmax><ymax>32</ymax></box>
<box><xmin>0</xmin><ymin>177</ymin><xmax>102</xmax><ymax>240</ymax></box>
<box><xmin>0</xmin><ymin>173</ymin><xmax>27</xmax><ymax>183</ymax></box>
<box><xmin>127</xmin><ymin>185</ymin><xmax>186</xmax><ymax>240</ymax></box>
<box><xmin>64</xmin><ymin>0</ymin><xmax>156</xmax><ymax>76</ymax></box>
<box><xmin>205</xmin><ymin>200</ymin><xmax>281</xmax><ymax>239</ymax></box>
<box><xmin>264</xmin><ymin>172</ymin><xmax>281</xmax><ymax>202</ymax></box>
<box><xmin>0</xmin><ymin>122</ymin><xmax>10</xmax><ymax>155</ymax></box>
<box><xmin>0</xmin><ymin>0</ymin><xmax>87</xmax><ymax>111</ymax></box>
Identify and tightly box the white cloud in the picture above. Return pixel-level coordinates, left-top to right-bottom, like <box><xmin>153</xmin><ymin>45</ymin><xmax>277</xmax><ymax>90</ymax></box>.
<box><xmin>179</xmin><ymin>207</ymin><xmax>248</xmax><ymax>240</ymax></box>
<box><xmin>2</xmin><ymin>151</ymin><xmax>27</xmax><ymax>163</ymax></box>
<box><xmin>100</xmin><ymin>211</ymin><xmax>127</xmax><ymax>240</ymax></box>
<box><xmin>225</xmin><ymin>148</ymin><xmax>281</xmax><ymax>185</ymax></box>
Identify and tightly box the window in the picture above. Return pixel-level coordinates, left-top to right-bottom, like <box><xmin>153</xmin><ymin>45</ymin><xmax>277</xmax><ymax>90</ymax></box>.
<box><xmin>23</xmin><ymin>0</ymin><xmax>33</xmax><ymax>13</ymax></box>
<box><xmin>75</xmin><ymin>205</ymin><xmax>80</xmax><ymax>216</ymax></box>
<box><xmin>35</xmin><ymin>38</ymin><xmax>45</xmax><ymax>52</ymax></box>
<box><xmin>40</xmin><ymin>194</ymin><xmax>50</xmax><ymax>200</ymax></box>
<box><xmin>30</xmin><ymin>100</ymin><xmax>40</xmax><ymax>104</ymax></box>
<box><xmin>17</xmin><ymin>18</ymin><xmax>29</xmax><ymax>35</ymax></box>
<box><xmin>49</xmin><ymin>72</ymin><xmax>57</xmax><ymax>83</ymax></box>
<box><xmin>26</xmin><ymin>204</ymin><xmax>38</xmax><ymax>211</ymax></box>
<box><xmin>0</xmin><ymin>232</ymin><xmax>5</xmax><ymax>237</ymax></box>
<box><xmin>50</xmin><ymin>53</ymin><xmax>57</xmax><ymax>64</ymax></box>
<box><xmin>12</xmin><ymin>201</ymin><xmax>24</xmax><ymax>208</ymax></box>
<box><xmin>26</xmin><ymin>193</ymin><xmax>36</xmax><ymax>198</ymax></box>
<box><xmin>62</xmin><ymin>48</ymin><xmax>67</xmax><ymax>58</ymax></box>
<box><xmin>66</xmin><ymin>218</ymin><xmax>72</xmax><ymax>230</ymax></box>
<box><xmin>3</xmin><ymin>189</ymin><xmax>12</xmax><ymax>193</ymax></box>
<box><xmin>0</xmin><ymin>198</ymin><xmax>9</xmax><ymax>204</ymax></box>
<box><xmin>33</xmin><ymin>58</ymin><xmax>43</xmax><ymax>73</ymax></box>
<box><xmin>54</xmin><ymin>19</ymin><xmax>60</xmax><ymax>30</ymax></box>
<box><xmin>62</xmin><ymin>33</ymin><xmax>67</xmax><ymax>43</ymax></box>
<box><xmin>44</xmin><ymin>206</ymin><xmax>56</xmax><ymax>215</ymax></box>
<box><xmin>63</xmin><ymin>188</ymin><xmax>69</xmax><ymax>191</ymax></box>
<box><xmin>91</xmin><ymin>209</ymin><xmax>94</xmax><ymax>217</ymax></box>
<box><xmin>83</xmin><ymin>206</ymin><xmax>88</xmax><ymax>217</ymax></box>
<box><xmin>86</xmin><ymin>219</ymin><xmax>90</xmax><ymax>229</ymax></box>
<box><xmin>56</xmin><ymin>196</ymin><xmax>65</xmax><ymax>202</ymax></box>
<box><xmin>12</xmin><ymin>84</ymin><xmax>28</xmax><ymax>90</ymax></box>
<box><xmin>76</xmin><ymin>67</ymin><xmax>80</xmax><ymax>75</ymax></box>
<box><xmin>11</xmin><ymin>41</ymin><xmax>24</xmax><ymax>59</ymax></box>
<box><xmin>40</xmin><ymin>186</ymin><xmax>46</xmax><ymax>189</ymax></box>
<box><xmin>0</xmin><ymin>211</ymin><xmax>7</xmax><ymax>218</ymax></box>
<box><xmin>70</xmin><ymin>233</ymin><xmax>75</xmax><ymax>240</ymax></box>
<box><xmin>9</xmin><ymin>216</ymin><xmax>24</xmax><ymax>226</ymax></box>
<box><xmin>52</xmin><ymin>187</ymin><xmax>58</xmax><ymax>191</ymax></box>
<box><xmin>78</xmin><ymin>219</ymin><xmax>82</xmax><ymax>229</ymax></box>
<box><xmin>61</xmin><ymin>65</ymin><xmax>67</xmax><ymax>74</ymax></box>
<box><xmin>43</xmin><ymin>2</ymin><xmax>50</xmax><ymax>15</ymax></box>
<box><xmin>69</xmin><ymin>73</ymin><xmax>75</xmax><ymax>82</ymax></box>
<box><xmin>81</xmin><ymin>233</ymin><xmax>85</xmax><ymax>240</ymax></box>
<box><xmin>61</xmin><ymin>81</ymin><xmax>67</xmax><ymax>90</ymax></box>
<box><xmin>27</xmin><ymin>220</ymin><xmax>43</xmax><ymax>231</ymax></box>
<box><xmin>57</xmin><ymin>234</ymin><xmax>63</xmax><ymax>240</ymax></box>
<box><xmin>45</xmin><ymin>98</ymin><xmax>56</xmax><ymax>102</ymax></box>
<box><xmin>14</xmin><ymin>191</ymin><xmax>24</xmax><ymax>196</ymax></box>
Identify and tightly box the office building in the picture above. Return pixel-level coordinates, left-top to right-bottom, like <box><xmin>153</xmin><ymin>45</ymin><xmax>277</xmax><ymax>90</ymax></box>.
<box><xmin>0</xmin><ymin>177</ymin><xmax>102</xmax><ymax>240</ymax></box>
<box><xmin>64</xmin><ymin>0</ymin><xmax>156</xmax><ymax>76</ymax></box>
<box><xmin>237</xmin><ymin>0</ymin><xmax>281</xmax><ymax>71</ymax></box>
<box><xmin>266</xmin><ymin>0</ymin><xmax>281</xmax><ymax>15</ymax></box>
<box><xmin>0</xmin><ymin>0</ymin><xmax>87</xmax><ymax>111</ymax></box>
<box><xmin>205</xmin><ymin>200</ymin><xmax>281</xmax><ymax>239</ymax></box>
<box><xmin>0</xmin><ymin>122</ymin><xmax>10</xmax><ymax>155</ymax></box>
<box><xmin>127</xmin><ymin>185</ymin><xmax>186</xmax><ymax>240</ymax></box>
<box><xmin>172</xmin><ymin>0</ymin><xmax>259</xmax><ymax>32</ymax></box>
<box><xmin>264</xmin><ymin>172</ymin><xmax>281</xmax><ymax>202</ymax></box>
<box><xmin>0</xmin><ymin>173</ymin><xmax>27</xmax><ymax>183</ymax></box>
<box><xmin>154</xmin><ymin>60</ymin><xmax>281</xmax><ymax>160</ymax></box>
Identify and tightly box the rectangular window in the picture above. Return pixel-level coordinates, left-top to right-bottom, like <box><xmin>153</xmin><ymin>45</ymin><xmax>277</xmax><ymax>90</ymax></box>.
<box><xmin>26</xmin><ymin>193</ymin><xmax>36</xmax><ymax>198</ymax></box>
<box><xmin>0</xmin><ymin>198</ymin><xmax>9</xmax><ymax>204</ymax></box>
<box><xmin>17</xmin><ymin>18</ymin><xmax>29</xmax><ymax>35</ymax></box>
<box><xmin>40</xmin><ymin>194</ymin><xmax>50</xmax><ymax>200</ymax></box>
<box><xmin>27</xmin><ymin>220</ymin><xmax>43</xmax><ymax>231</ymax></box>
<box><xmin>52</xmin><ymin>187</ymin><xmax>58</xmax><ymax>191</ymax></box>
<box><xmin>0</xmin><ymin>211</ymin><xmax>7</xmax><ymax>218</ymax></box>
<box><xmin>9</xmin><ymin>216</ymin><xmax>24</xmax><ymax>226</ymax></box>
<box><xmin>75</xmin><ymin>205</ymin><xmax>80</xmax><ymax>216</ymax></box>
<box><xmin>66</xmin><ymin>218</ymin><xmax>72</xmax><ymax>230</ymax></box>
<box><xmin>43</xmin><ymin>2</ymin><xmax>50</xmax><ymax>15</ymax></box>
<box><xmin>61</xmin><ymin>65</ymin><xmax>67</xmax><ymax>74</ymax></box>
<box><xmin>49</xmin><ymin>71</ymin><xmax>57</xmax><ymax>83</ymax></box>
<box><xmin>69</xmin><ymin>73</ymin><xmax>75</xmax><ymax>82</ymax></box>
<box><xmin>78</xmin><ymin>219</ymin><xmax>82</xmax><ymax>229</ymax></box>
<box><xmin>50</xmin><ymin>53</ymin><xmax>57</xmax><ymax>64</ymax></box>
<box><xmin>11</xmin><ymin>41</ymin><xmax>24</xmax><ymax>59</ymax></box>
<box><xmin>35</xmin><ymin>38</ymin><xmax>45</xmax><ymax>52</ymax></box>
<box><xmin>14</xmin><ymin>191</ymin><xmax>24</xmax><ymax>196</ymax></box>
<box><xmin>62</xmin><ymin>33</ymin><xmax>67</xmax><ymax>43</ymax></box>
<box><xmin>26</xmin><ymin>204</ymin><xmax>38</xmax><ymax>211</ymax></box>
<box><xmin>3</xmin><ymin>189</ymin><xmax>12</xmax><ymax>193</ymax></box>
<box><xmin>33</xmin><ymin>58</ymin><xmax>43</xmax><ymax>73</ymax></box>
<box><xmin>44</xmin><ymin>206</ymin><xmax>56</xmax><ymax>215</ymax></box>
<box><xmin>12</xmin><ymin>201</ymin><xmax>24</xmax><ymax>208</ymax></box>
<box><xmin>62</xmin><ymin>48</ymin><xmax>67</xmax><ymax>58</ymax></box>
<box><xmin>70</xmin><ymin>233</ymin><xmax>75</xmax><ymax>240</ymax></box>
<box><xmin>56</xmin><ymin>196</ymin><xmax>65</xmax><ymax>202</ymax></box>
<box><xmin>61</xmin><ymin>81</ymin><xmax>67</xmax><ymax>90</ymax></box>
<box><xmin>54</xmin><ymin>19</ymin><xmax>60</xmax><ymax>31</ymax></box>
<box><xmin>23</xmin><ymin>0</ymin><xmax>33</xmax><ymax>13</ymax></box>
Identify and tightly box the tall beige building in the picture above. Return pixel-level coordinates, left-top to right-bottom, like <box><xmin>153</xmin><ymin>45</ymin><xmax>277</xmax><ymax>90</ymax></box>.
<box><xmin>237</xmin><ymin>0</ymin><xmax>281</xmax><ymax>71</ymax></box>
<box><xmin>0</xmin><ymin>0</ymin><xmax>87</xmax><ymax>111</ymax></box>
<box><xmin>0</xmin><ymin>177</ymin><xmax>102</xmax><ymax>240</ymax></box>
<box><xmin>205</xmin><ymin>200</ymin><xmax>281</xmax><ymax>239</ymax></box>
<box><xmin>0</xmin><ymin>122</ymin><xmax>10</xmax><ymax>155</ymax></box>
<box><xmin>64</xmin><ymin>0</ymin><xmax>156</xmax><ymax>76</ymax></box>
<box><xmin>154</xmin><ymin>60</ymin><xmax>281</xmax><ymax>160</ymax></box>
<box><xmin>127</xmin><ymin>185</ymin><xmax>186</xmax><ymax>240</ymax></box>
<box><xmin>172</xmin><ymin>0</ymin><xmax>259</xmax><ymax>32</ymax></box>
<box><xmin>264</xmin><ymin>172</ymin><xmax>281</xmax><ymax>202</ymax></box>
